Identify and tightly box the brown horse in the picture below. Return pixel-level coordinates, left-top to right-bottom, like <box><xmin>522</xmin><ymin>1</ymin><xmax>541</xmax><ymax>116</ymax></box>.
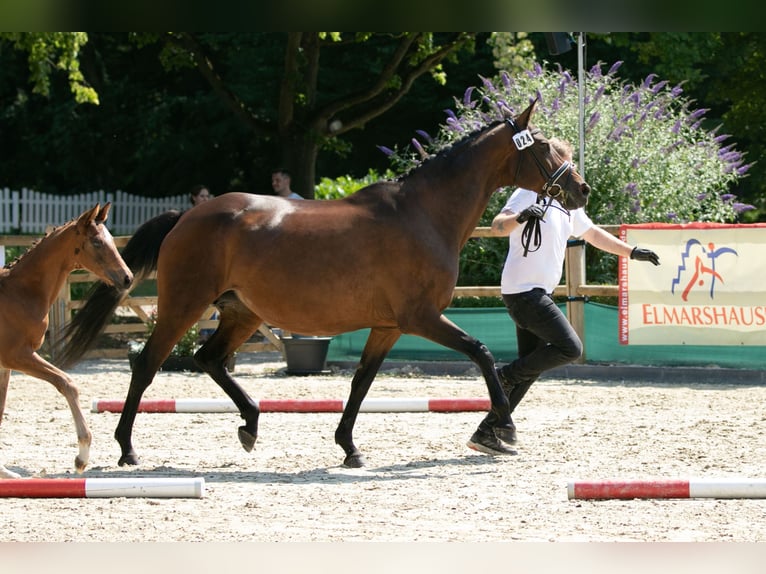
<box><xmin>0</xmin><ymin>204</ymin><xmax>132</xmax><ymax>478</ymax></box>
<box><xmin>59</xmin><ymin>100</ymin><xmax>590</xmax><ymax>468</ymax></box>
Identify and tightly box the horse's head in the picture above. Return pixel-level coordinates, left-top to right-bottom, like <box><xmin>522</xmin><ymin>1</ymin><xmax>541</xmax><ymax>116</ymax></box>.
<box><xmin>505</xmin><ymin>99</ymin><xmax>590</xmax><ymax>211</ymax></box>
<box><xmin>74</xmin><ymin>203</ymin><xmax>133</xmax><ymax>289</ymax></box>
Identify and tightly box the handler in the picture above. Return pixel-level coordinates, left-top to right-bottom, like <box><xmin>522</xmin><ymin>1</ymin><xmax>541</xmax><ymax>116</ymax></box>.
<box><xmin>467</xmin><ymin>138</ymin><xmax>660</xmax><ymax>455</ymax></box>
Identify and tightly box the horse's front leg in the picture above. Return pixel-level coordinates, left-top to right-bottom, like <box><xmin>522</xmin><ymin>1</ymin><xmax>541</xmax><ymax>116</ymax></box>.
<box><xmin>409</xmin><ymin>313</ymin><xmax>514</xmax><ymax>443</ymax></box>
<box><xmin>11</xmin><ymin>354</ymin><xmax>92</xmax><ymax>473</ymax></box>
<box><xmin>0</xmin><ymin>368</ymin><xmax>21</xmax><ymax>478</ymax></box>
<box><xmin>336</xmin><ymin>327</ymin><xmax>400</xmax><ymax>468</ymax></box>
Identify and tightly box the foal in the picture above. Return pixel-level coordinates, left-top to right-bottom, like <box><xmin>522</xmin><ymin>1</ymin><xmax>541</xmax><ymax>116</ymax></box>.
<box><xmin>0</xmin><ymin>204</ymin><xmax>132</xmax><ymax>478</ymax></box>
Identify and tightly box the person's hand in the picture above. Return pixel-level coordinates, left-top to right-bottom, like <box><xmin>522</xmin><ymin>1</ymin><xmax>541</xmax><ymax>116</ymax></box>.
<box><xmin>516</xmin><ymin>204</ymin><xmax>546</xmax><ymax>224</ymax></box>
<box><xmin>630</xmin><ymin>246</ymin><xmax>660</xmax><ymax>266</ymax></box>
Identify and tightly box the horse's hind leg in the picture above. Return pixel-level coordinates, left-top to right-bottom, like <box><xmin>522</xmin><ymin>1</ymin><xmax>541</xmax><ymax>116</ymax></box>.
<box><xmin>406</xmin><ymin>313</ymin><xmax>514</xmax><ymax>443</ymax></box>
<box><xmin>335</xmin><ymin>327</ymin><xmax>401</xmax><ymax>468</ymax></box>
<box><xmin>193</xmin><ymin>297</ymin><xmax>262</xmax><ymax>453</ymax></box>
<box><xmin>0</xmin><ymin>368</ymin><xmax>21</xmax><ymax>478</ymax></box>
<box><xmin>9</xmin><ymin>354</ymin><xmax>92</xmax><ymax>473</ymax></box>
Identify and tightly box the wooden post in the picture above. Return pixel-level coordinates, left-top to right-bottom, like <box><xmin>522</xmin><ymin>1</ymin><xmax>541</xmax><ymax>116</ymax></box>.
<box><xmin>565</xmin><ymin>238</ymin><xmax>587</xmax><ymax>363</ymax></box>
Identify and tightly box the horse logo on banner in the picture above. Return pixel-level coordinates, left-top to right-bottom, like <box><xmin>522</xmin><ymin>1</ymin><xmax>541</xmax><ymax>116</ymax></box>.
<box><xmin>671</xmin><ymin>239</ymin><xmax>738</xmax><ymax>301</ymax></box>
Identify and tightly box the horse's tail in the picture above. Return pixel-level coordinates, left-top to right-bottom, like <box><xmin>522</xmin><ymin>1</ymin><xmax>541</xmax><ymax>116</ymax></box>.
<box><xmin>55</xmin><ymin>210</ymin><xmax>184</xmax><ymax>368</ymax></box>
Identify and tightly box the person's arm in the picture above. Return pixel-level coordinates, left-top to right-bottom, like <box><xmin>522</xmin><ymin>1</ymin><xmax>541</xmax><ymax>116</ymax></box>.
<box><xmin>582</xmin><ymin>226</ymin><xmax>660</xmax><ymax>265</ymax></box>
<box><xmin>488</xmin><ymin>204</ymin><xmax>546</xmax><ymax>237</ymax></box>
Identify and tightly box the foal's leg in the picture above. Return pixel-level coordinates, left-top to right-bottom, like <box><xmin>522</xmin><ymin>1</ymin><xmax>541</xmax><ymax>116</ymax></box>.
<box><xmin>335</xmin><ymin>327</ymin><xmax>401</xmax><ymax>468</ymax></box>
<box><xmin>194</xmin><ymin>303</ymin><xmax>262</xmax><ymax>452</ymax></box>
<box><xmin>9</xmin><ymin>353</ymin><xmax>92</xmax><ymax>473</ymax></box>
<box><xmin>407</xmin><ymin>313</ymin><xmax>514</xmax><ymax>443</ymax></box>
<box><xmin>0</xmin><ymin>368</ymin><xmax>21</xmax><ymax>478</ymax></box>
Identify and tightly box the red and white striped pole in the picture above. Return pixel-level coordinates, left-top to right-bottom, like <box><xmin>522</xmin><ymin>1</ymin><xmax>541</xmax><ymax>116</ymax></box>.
<box><xmin>0</xmin><ymin>477</ymin><xmax>205</xmax><ymax>498</ymax></box>
<box><xmin>92</xmin><ymin>397</ymin><xmax>490</xmax><ymax>414</ymax></box>
<box><xmin>568</xmin><ymin>478</ymin><xmax>766</xmax><ymax>500</ymax></box>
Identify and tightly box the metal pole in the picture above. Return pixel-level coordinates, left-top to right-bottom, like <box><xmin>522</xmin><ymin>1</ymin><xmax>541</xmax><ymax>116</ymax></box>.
<box><xmin>577</xmin><ymin>32</ymin><xmax>586</xmax><ymax>177</ymax></box>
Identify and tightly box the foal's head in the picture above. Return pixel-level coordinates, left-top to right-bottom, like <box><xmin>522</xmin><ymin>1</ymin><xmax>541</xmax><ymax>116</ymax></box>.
<box><xmin>505</xmin><ymin>99</ymin><xmax>590</xmax><ymax>211</ymax></box>
<box><xmin>73</xmin><ymin>203</ymin><xmax>133</xmax><ymax>289</ymax></box>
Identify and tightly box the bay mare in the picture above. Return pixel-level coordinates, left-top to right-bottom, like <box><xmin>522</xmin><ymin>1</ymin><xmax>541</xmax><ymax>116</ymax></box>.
<box><xmin>59</xmin><ymin>99</ymin><xmax>590</xmax><ymax>468</ymax></box>
<box><xmin>0</xmin><ymin>204</ymin><xmax>132</xmax><ymax>478</ymax></box>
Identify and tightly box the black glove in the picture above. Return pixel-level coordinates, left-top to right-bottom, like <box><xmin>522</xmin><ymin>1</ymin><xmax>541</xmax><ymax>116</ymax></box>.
<box><xmin>630</xmin><ymin>246</ymin><xmax>660</xmax><ymax>266</ymax></box>
<box><xmin>516</xmin><ymin>204</ymin><xmax>546</xmax><ymax>223</ymax></box>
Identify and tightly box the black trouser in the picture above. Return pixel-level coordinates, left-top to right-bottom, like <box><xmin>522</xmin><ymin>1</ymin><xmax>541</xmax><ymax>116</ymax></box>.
<box><xmin>480</xmin><ymin>288</ymin><xmax>582</xmax><ymax>430</ymax></box>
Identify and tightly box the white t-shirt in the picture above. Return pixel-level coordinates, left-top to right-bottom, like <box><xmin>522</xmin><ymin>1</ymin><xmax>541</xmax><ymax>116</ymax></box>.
<box><xmin>500</xmin><ymin>188</ymin><xmax>594</xmax><ymax>295</ymax></box>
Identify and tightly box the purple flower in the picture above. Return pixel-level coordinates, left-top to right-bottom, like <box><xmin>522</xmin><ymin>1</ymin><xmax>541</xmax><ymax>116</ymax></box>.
<box><xmin>586</xmin><ymin>111</ymin><xmax>601</xmax><ymax>132</ymax></box>
<box><xmin>480</xmin><ymin>75</ymin><xmax>496</xmax><ymax>91</ymax></box>
<box><xmin>500</xmin><ymin>71</ymin><xmax>512</xmax><ymax>89</ymax></box>
<box><xmin>737</xmin><ymin>162</ymin><xmax>755</xmax><ymax>176</ymax></box>
<box><xmin>666</xmin><ymin>212</ymin><xmax>677</xmax><ymax>220</ymax></box>
<box><xmin>713</xmin><ymin>133</ymin><xmax>731</xmax><ymax>144</ymax></box>
<box><xmin>671</xmin><ymin>119</ymin><xmax>682</xmax><ymax>134</ymax></box>
<box><xmin>444</xmin><ymin>109</ymin><xmax>458</xmax><ymax>121</ymax></box>
<box><xmin>607</xmin><ymin>61</ymin><xmax>623</xmax><ymax>75</ymax></box>
<box><xmin>411</xmin><ymin>138</ymin><xmax>427</xmax><ymax>158</ymax></box>
<box><xmin>463</xmin><ymin>87</ymin><xmax>475</xmax><ymax>107</ymax></box>
<box><xmin>733</xmin><ymin>202</ymin><xmax>755</xmax><ymax>213</ymax></box>
<box><xmin>589</xmin><ymin>63</ymin><xmax>603</xmax><ymax>77</ymax></box>
<box><xmin>377</xmin><ymin>145</ymin><xmax>394</xmax><ymax>157</ymax></box>
<box><xmin>641</xmin><ymin>73</ymin><xmax>658</xmax><ymax>89</ymax></box>
<box><xmin>721</xmin><ymin>194</ymin><xmax>735</xmax><ymax>201</ymax></box>
<box><xmin>696</xmin><ymin>193</ymin><xmax>708</xmax><ymax>201</ymax></box>
<box><xmin>651</xmin><ymin>80</ymin><xmax>668</xmax><ymax>94</ymax></box>
<box><xmin>671</xmin><ymin>85</ymin><xmax>684</xmax><ymax>97</ymax></box>
<box><xmin>688</xmin><ymin>108</ymin><xmax>708</xmax><ymax>120</ymax></box>
<box><xmin>415</xmin><ymin>129</ymin><xmax>433</xmax><ymax>143</ymax></box>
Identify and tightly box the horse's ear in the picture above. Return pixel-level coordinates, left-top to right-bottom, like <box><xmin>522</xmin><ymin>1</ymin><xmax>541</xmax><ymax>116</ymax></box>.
<box><xmin>96</xmin><ymin>202</ymin><xmax>111</xmax><ymax>224</ymax></box>
<box><xmin>515</xmin><ymin>97</ymin><xmax>539</xmax><ymax>129</ymax></box>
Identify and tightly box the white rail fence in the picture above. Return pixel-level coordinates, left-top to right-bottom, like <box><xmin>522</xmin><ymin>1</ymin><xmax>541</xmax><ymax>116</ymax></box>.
<box><xmin>0</xmin><ymin>188</ymin><xmax>189</xmax><ymax>235</ymax></box>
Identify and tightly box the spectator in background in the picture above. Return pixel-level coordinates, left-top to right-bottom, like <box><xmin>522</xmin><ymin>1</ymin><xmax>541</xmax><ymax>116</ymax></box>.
<box><xmin>271</xmin><ymin>169</ymin><xmax>303</xmax><ymax>199</ymax></box>
<box><xmin>189</xmin><ymin>184</ymin><xmax>212</xmax><ymax>206</ymax></box>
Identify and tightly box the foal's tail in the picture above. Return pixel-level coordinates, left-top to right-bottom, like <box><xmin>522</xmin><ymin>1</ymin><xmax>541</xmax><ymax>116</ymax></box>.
<box><xmin>55</xmin><ymin>210</ymin><xmax>184</xmax><ymax>368</ymax></box>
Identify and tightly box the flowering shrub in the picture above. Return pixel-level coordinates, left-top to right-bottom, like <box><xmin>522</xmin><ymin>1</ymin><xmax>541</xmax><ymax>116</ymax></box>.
<box><xmin>383</xmin><ymin>61</ymin><xmax>753</xmax><ymax>226</ymax></box>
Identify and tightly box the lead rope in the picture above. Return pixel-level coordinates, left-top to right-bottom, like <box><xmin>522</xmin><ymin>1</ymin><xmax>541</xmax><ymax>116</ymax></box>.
<box><xmin>520</xmin><ymin>197</ymin><xmax>571</xmax><ymax>257</ymax></box>
<box><xmin>520</xmin><ymin>196</ymin><xmax>548</xmax><ymax>257</ymax></box>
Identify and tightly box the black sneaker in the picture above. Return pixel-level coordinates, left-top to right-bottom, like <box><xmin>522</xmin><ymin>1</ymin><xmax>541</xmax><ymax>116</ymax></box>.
<box><xmin>466</xmin><ymin>429</ymin><xmax>516</xmax><ymax>455</ymax></box>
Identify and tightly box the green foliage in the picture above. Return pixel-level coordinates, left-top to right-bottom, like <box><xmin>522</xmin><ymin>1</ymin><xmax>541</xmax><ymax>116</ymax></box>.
<box><xmin>314</xmin><ymin>169</ymin><xmax>397</xmax><ymax>200</ymax></box>
<box><xmin>142</xmin><ymin>311</ymin><xmax>200</xmax><ymax>357</ymax></box>
<box><xmin>0</xmin><ymin>32</ymin><xmax>98</xmax><ymax>104</ymax></box>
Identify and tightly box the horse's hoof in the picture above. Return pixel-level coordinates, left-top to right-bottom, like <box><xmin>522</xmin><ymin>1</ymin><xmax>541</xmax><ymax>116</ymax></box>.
<box><xmin>118</xmin><ymin>453</ymin><xmax>140</xmax><ymax>466</ymax></box>
<box><xmin>74</xmin><ymin>456</ymin><xmax>88</xmax><ymax>474</ymax></box>
<box><xmin>238</xmin><ymin>426</ymin><xmax>257</xmax><ymax>452</ymax></box>
<box><xmin>493</xmin><ymin>425</ymin><xmax>518</xmax><ymax>445</ymax></box>
<box><xmin>343</xmin><ymin>453</ymin><xmax>366</xmax><ymax>468</ymax></box>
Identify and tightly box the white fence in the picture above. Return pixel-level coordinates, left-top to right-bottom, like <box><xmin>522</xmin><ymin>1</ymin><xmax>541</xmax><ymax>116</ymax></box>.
<box><xmin>0</xmin><ymin>188</ymin><xmax>190</xmax><ymax>235</ymax></box>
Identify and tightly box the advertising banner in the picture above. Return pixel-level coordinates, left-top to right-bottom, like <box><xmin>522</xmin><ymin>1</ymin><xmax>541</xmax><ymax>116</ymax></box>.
<box><xmin>619</xmin><ymin>223</ymin><xmax>766</xmax><ymax>345</ymax></box>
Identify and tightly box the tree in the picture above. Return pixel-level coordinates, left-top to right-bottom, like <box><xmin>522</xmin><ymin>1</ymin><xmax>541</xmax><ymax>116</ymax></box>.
<box><xmin>0</xmin><ymin>32</ymin><xmax>98</xmax><ymax>104</ymax></box>
<box><xmin>142</xmin><ymin>32</ymin><xmax>477</xmax><ymax>197</ymax></box>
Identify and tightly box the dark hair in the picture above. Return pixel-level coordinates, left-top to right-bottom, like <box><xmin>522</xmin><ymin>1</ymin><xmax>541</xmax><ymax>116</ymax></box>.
<box><xmin>272</xmin><ymin>168</ymin><xmax>290</xmax><ymax>178</ymax></box>
<box><xmin>189</xmin><ymin>184</ymin><xmax>208</xmax><ymax>204</ymax></box>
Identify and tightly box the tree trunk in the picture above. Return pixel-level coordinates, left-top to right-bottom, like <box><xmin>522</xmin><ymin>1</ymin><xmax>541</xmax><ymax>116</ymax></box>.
<box><xmin>281</xmin><ymin>130</ymin><xmax>319</xmax><ymax>199</ymax></box>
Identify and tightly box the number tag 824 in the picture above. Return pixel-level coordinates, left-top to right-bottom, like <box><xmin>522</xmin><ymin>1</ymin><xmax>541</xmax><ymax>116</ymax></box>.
<box><xmin>512</xmin><ymin>129</ymin><xmax>534</xmax><ymax>150</ymax></box>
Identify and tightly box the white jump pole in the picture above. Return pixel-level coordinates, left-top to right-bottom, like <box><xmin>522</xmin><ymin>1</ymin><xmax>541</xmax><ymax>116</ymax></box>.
<box><xmin>92</xmin><ymin>397</ymin><xmax>490</xmax><ymax>414</ymax></box>
<box><xmin>0</xmin><ymin>477</ymin><xmax>205</xmax><ymax>498</ymax></box>
<box><xmin>568</xmin><ymin>478</ymin><xmax>766</xmax><ymax>500</ymax></box>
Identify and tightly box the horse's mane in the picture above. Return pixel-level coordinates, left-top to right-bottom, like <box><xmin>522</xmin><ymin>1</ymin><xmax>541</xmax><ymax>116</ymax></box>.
<box><xmin>3</xmin><ymin>218</ymin><xmax>74</xmax><ymax>270</ymax></box>
<box><xmin>395</xmin><ymin>119</ymin><xmax>505</xmax><ymax>182</ymax></box>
